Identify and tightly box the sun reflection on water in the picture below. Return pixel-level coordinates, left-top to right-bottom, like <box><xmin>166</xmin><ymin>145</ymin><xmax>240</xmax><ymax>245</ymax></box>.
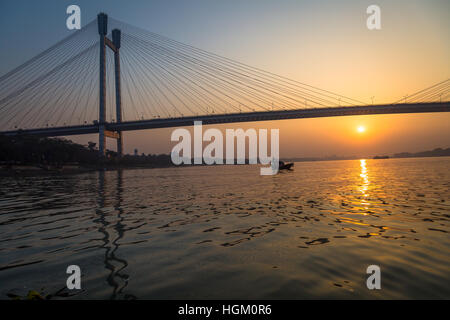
<box><xmin>359</xmin><ymin>159</ymin><xmax>370</xmax><ymax>210</ymax></box>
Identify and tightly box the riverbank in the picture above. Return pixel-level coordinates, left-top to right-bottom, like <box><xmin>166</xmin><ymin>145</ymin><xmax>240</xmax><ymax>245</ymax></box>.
<box><xmin>0</xmin><ymin>165</ymin><xmax>95</xmax><ymax>177</ymax></box>
<box><xmin>0</xmin><ymin>163</ymin><xmax>175</xmax><ymax>177</ymax></box>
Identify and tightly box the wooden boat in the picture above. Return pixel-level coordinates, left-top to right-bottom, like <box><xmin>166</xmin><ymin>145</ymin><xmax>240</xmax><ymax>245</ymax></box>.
<box><xmin>279</xmin><ymin>161</ymin><xmax>294</xmax><ymax>170</ymax></box>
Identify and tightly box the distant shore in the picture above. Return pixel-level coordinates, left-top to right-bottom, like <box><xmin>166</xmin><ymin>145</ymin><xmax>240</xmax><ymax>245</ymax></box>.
<box><xmin>2</xmin><ymin>135</ymin><xmax>449</xmax><ymax>177</ymax></box>
<box><xmin>2</xmin><ymin>154</ymin><xmax>450</xmax><ymax>177</ymax></box>
<box><xmin>0</xmin><ymin>163</ymin><xmax>176</xmax><ymax>177</ymax></box>
<box><xmin>286</xmin><ymin>147</ymin><xmax>450</xmax><ymax>163</ymax></box>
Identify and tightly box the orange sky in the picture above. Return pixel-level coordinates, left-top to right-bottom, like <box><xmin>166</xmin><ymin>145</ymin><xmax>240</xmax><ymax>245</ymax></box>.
<box><xmin>76</xmin><ymin>0</ymin><xmax>450</xmax><ymax>158</ymax></box>
<box><xmin>12</xmin><ymin>0</ymin><xmax>447</xmax><ymax>157</ymax></box>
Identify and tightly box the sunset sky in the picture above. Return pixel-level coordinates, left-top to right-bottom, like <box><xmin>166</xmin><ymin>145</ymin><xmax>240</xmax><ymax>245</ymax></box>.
<box><xmin>0</xmin><ymin>0</ymin><xmax>449</xmax><ymax>157</ymax></box>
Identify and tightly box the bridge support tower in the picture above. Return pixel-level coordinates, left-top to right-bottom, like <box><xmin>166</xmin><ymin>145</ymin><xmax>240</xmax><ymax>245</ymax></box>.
<box><xmin>97</xmin><ymin>13</ymin><xmax>123</xmax><ymax>157</ymax></box>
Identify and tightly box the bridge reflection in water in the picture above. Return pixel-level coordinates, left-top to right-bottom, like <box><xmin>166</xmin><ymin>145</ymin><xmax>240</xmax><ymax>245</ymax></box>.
<box><xmin>96</xmin><ymin>170</ymin><xmax>136</xmax><ymax>300</ymax></box>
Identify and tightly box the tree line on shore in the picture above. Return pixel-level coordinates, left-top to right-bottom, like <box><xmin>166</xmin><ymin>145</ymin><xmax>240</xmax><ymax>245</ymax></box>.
<box><xmin>0</xmin><ymin>135</ymin><xmax>173</xmax><ymax>168</ymax></box>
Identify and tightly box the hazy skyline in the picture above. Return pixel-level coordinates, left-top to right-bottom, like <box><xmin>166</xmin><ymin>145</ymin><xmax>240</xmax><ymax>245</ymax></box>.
<box><xmin>0</xmin><ymin>0</ymin><xmax>449</xmax><ymax>157</ymax></box>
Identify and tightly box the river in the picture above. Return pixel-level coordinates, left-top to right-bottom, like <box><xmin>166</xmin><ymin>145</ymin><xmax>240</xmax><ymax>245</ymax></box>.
<box><xmin>0</xmin><ymin>157</ymin><xmax>449</xmax><ymax>299</ymax></box>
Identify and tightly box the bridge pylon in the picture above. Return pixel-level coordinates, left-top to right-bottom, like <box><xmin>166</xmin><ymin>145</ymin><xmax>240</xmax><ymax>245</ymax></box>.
<box><xmin>97</xmin><ymin>13</ymin><xmax>123</xmax><ymax>158</ymax></box>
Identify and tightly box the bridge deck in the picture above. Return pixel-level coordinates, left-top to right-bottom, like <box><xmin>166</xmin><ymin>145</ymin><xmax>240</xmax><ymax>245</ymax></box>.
<box><xmin>1</xmin><ymin>102</ymin><xmax>449</xmax><ymax>137</ymax></box>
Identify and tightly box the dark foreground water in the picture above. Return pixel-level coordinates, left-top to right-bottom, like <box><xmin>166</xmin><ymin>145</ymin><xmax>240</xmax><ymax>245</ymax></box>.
<box><xmin>0</xmin><ymin>157</ymin><xmax>449</xmax><ymax>299</ymax></box>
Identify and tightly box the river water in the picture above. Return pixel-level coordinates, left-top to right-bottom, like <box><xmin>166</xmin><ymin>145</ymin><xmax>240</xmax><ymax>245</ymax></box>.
<box><xmin>0</xmin><ymin>157</ymin><xmax>449</xmax><ymax>299</ymax></box>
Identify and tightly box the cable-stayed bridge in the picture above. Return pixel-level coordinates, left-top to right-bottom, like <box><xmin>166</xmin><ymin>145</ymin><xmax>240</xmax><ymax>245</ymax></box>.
<box><xmin>0</xmin><ymin>13</ymin><xmax>449</xmax><ymax>156</ymax></box>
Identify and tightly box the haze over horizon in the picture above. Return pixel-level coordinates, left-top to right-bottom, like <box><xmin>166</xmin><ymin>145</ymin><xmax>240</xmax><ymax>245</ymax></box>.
<box><xmin>0</xmin><ymin>0</ymin><xmax>449</xmax><ymax>157</ymax></box>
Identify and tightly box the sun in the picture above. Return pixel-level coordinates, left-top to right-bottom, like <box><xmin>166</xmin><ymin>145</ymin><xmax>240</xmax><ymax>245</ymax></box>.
<box><xmin>357</xmin><ymin>126</ymin><xmax>366</xmax><ymax>133</ymax></box>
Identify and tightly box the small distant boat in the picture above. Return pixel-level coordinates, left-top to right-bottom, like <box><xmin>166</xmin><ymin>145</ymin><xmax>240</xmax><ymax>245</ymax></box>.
<box><xmin>279</xmin><ymin>161</ymin><xmax>294</xmax><ymax>170</ymax></box>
